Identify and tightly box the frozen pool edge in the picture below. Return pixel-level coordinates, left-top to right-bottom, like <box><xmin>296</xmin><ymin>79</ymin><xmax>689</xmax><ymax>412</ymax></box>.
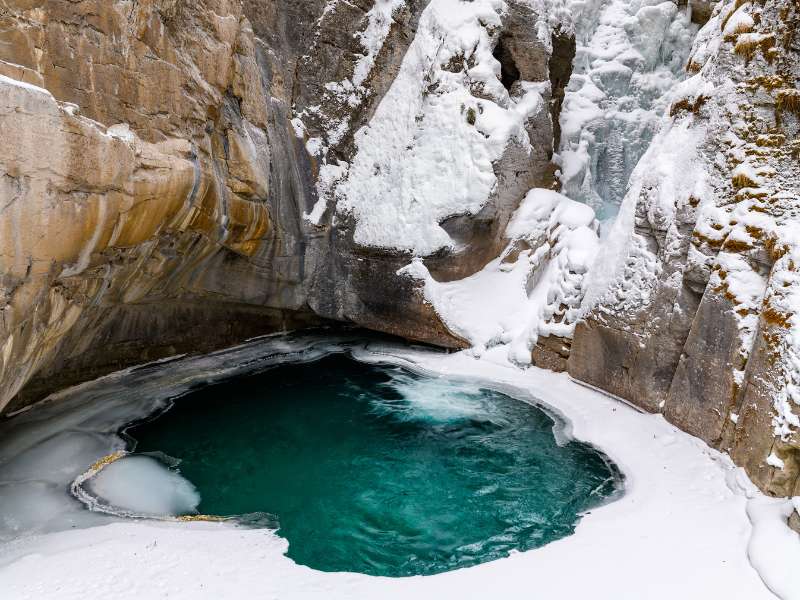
<box><xmin>0</xmin><ymin>334</ymin><xmax>794</xmax><ymax>599</ymax></box>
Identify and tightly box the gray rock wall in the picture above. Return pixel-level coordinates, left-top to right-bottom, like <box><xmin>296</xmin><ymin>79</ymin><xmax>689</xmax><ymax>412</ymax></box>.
<box><xmin>570</xmin><ymin>0</ymin><xmax>800</xmax><ymax>502</ymax></box>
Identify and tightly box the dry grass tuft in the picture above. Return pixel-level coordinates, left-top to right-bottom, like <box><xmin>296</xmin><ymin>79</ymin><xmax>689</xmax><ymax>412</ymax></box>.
<box><xmin>748</xmin><ymin>75</ymin><xmax>787</xmax><ymax>91</ymax></box>
<box><xmin>763</xmin><ymin>306</ymin><xmax>792</xmax><ymax>328</ymax></box>
<box><xmin>756</xmin><ymin>133</ymin><xmax>786</xmax><ymax>147</ymax></box>
<box><xmin>732</xmin><ymin>172</ymin><xmax>759</xmax><ymax>189</ymax></box>
<box><xmin>692</xmin><ymin>231</ymin><xmax>725</xmax><ymax>249</ymax></box>
<box><xmin>766</xmin><ymin>237</ymin><xmax>789</xmax><ymax>261</ymax></box>
<box><xmin>734</xmin><ymin>34</ymin><xmax>776</xmax><ymax>61</ymax></box>
<box><xmin>724</xmin><ymin>23</ymin><xmax>754</xmax><ymax>41</ymax></box>
<box><xmin>669</xmin><ymin>95</ymin><xmax>708</xmax><ymax>117</ymax></box>
<box><xmin>723</xmin><ymin>237</ymin><xmax>754</xmax><ymax>252</ymax></box>
<box><xmin>777</xmin><ymin>89</ymin><xmax>800</xmax><ymax>115</ymax></box>
<box><xmin>745</xmin><ymin>225</ymin><xmax>765</xmax><ymax>239</ymax></box>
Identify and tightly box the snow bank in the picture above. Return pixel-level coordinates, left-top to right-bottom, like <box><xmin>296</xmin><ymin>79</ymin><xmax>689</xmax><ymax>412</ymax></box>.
<box><xmin>398</xmin><ymin>188</ymin><xmax>598</xmax><ymax>363</ymax></box>
<box><xmin>746</xmin><ymin>496</ymin><xmax>800</xmax><ymax>598</ymax></box>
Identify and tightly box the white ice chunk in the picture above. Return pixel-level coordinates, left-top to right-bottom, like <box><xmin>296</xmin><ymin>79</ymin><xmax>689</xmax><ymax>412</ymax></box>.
<box><xmin>766</xmin><ymin>453</ymin><xmax>785</xmax><ymax>470</ymax></box>
<box><xmin>87</xmin><ymin>455</ymin><xmax>200</xmax><ymax>517</ymax></box>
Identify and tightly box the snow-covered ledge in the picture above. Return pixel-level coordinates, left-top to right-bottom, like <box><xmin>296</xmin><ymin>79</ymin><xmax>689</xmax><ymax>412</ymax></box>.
<box><xmin>0</xmin><ymin>340</ymin><xmax>797</xmax><ymax>600</ymax></box>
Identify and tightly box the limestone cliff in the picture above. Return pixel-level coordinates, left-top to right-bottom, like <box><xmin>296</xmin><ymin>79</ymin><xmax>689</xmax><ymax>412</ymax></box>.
<box><xmin>0</xmin><ymin>0</ymin><xmax>567</xmax><ymax>410</ymax></box>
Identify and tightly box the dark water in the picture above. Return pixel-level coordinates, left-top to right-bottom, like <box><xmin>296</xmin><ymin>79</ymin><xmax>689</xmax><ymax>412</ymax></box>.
<box><xmin>127</xmin><ymin>354</ymin><xmax>620</xmax><ymax>577</ymax></box>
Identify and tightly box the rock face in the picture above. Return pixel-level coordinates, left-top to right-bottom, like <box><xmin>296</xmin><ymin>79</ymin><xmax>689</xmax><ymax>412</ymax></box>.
<box><xmin>0</xmin><ymin>0</ymin><xmax>568</xmax><ymax>411</ymax></box>
<box><xmin>570</xmin><ymin>0</ymin><xmax>800</xmax><ymax>501</ymax></box>
<box><xmin>0</xmin><ymin>0</ymin><xmax>292</xmax><ymax>411</ymax></box>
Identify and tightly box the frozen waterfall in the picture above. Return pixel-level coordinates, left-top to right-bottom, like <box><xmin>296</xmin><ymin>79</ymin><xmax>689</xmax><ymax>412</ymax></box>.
<box><xmin>557</xmin><ymin>0</ymin><xmax>699</xmax><ymax>227</ymax></box>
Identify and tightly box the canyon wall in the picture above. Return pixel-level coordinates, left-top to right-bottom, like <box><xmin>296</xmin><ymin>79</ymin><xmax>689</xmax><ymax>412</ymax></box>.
<box><xmin>0</xmin><ymin>0</ymin><xmax>566</xmax><ymax>410</ymax></box>
<box><xmin>570</xmin><ymin>0</ymin><xmax>800</xmax><ymax>505</ymax></box>
<box><xmin>2</xmin><ymin>0</ymin><xmax>799</xmax><ymax>516</ymax></box>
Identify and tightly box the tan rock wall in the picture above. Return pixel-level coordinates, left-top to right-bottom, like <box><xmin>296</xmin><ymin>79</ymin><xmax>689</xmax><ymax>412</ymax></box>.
<box><xmin>0</xmin><ymin>0</ymin><xmax>287</xmax><ymax>411</ymax></box>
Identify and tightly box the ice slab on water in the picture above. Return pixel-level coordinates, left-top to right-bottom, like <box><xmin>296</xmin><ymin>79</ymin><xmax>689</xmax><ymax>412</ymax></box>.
<box><xmin>85</xmin><ymin>455</ymin><xmax>200</xmax><ymax>517</ymax></box>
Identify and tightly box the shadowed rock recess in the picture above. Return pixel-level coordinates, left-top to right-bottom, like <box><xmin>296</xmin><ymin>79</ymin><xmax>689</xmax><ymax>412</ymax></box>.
<box><xmin>0</xmin><ymin>0</ymin><xmax>799</xmax><ymax>523</ymax></box>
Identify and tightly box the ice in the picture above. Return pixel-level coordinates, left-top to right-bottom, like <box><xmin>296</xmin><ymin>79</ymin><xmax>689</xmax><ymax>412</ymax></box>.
<box><xmin>0</xmin><ymin>333</ymin><xmax>360</xmax><ymax>541</ymax></box>
<box><xmin>0</xmin><ymin>481</ymin><xmax>82</xmax><ymax>541</ymax></box>
<box><xmin>85</xmin><ymin>455</ymin><xmax>200</xmax><ymax>517</ymax></box>
<box><xmin>558</xmin><ymin>0</ymin><xmax>698</xmax><ymax>225</ymax></box>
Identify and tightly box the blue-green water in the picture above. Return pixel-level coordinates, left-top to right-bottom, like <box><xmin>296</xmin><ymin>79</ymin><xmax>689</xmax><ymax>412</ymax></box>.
<box><xmin>126</xmin><ymin>354</ymin><xmax>620</xmax><ymax>577</ymax></box>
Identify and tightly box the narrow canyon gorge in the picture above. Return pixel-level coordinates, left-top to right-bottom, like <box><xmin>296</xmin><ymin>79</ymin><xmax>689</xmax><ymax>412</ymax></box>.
<box><xmin>0</xmin><ymin>0</ymin><xmax>799</xmax><ymax>596</ymax></box>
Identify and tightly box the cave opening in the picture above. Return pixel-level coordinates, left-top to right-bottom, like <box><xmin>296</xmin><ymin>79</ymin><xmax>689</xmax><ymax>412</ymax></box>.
<box><xmin>493</xmin><ymin>35</ymin><xmax>520</xmax><ymax>91</ymax></box>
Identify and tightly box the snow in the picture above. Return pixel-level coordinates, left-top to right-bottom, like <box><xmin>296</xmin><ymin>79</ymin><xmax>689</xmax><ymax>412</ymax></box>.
<box><xmin>723</xmin><ymin>5</ymin><xmax>755</xmax><ymax>38</ymax></box>
<box><xmin>326</xmin><ymin>0</ymin><xmax>548</xmax><ymax>254</ymax></box>
<box><xmin>767</xmin><ymin>453</ymin><xmax>785</xmax><ymax>470</ymax></box>
<box><xmin>398</xmin><ymin>188</ymin><xmax>598</xmax><ymax>363</ymax></box>
<box><xmin>106</xmin><ymin>123</ymin><xmax>135</xmax><ymax>144</ymax></box>
<box><xmin>302</xmin><ymin>0</ymin><xmax>408</xmax><ymax>223</ymax></box>
<box><xmin>746</xmin><ymin>497</ymin><xmax>800</xmax><ymax>600</ymax></box>
<box><xmin>352</xmin><ymin>0</ymin><xmax>406</xmax><ymax>87</ymax></box>
<box><xmin>0</xmin><ymin>335</ymin><xmax>796</xmax><ymax>599</ymax></box>
<box><xmin>0</xmin><ymin>73</ymin><xmax>53</xmax><ymax>98</ymax></box>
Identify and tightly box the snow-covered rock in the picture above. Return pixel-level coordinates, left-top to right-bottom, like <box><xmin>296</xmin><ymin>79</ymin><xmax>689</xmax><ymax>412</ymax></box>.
<box><xmin>397</xmin><ymin>188</ymin><xmax>598</xmax><ymax>368</ymax></box>
<box><xmin>571</xmin><ymin>0</ymin><xmax>800</xmax><ymax>503</ymax></box>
